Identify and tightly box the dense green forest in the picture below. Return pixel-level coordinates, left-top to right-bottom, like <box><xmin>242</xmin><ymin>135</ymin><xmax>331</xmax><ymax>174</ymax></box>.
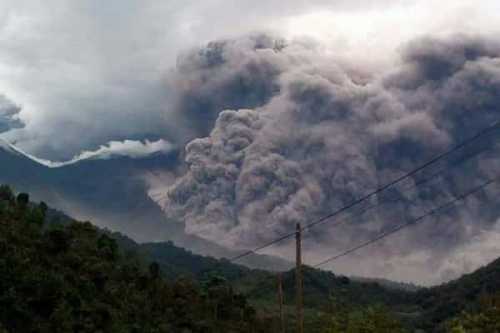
<box><xmin>413</xmin><ymin>256</ymin><xmax>500</xmax><ymax>331</ymax></box>
<box><xmin>1</xmin><ymin>184</ymin><xmax>500</xmax><ymax>332</ymax></box>
<box><xmin>0</xmin><ymin>185</ymin><xmax>269</xmax><ymax>332</ymax></box>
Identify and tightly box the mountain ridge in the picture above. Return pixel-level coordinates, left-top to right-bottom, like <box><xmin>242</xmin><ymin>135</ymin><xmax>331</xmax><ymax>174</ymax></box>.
<box><xmin>54</xmin><ymin>198</ymin><xmax>500</xmax><ymax>331</ymax></box>
<box><xmin>0</xmin><ymin>142</ymin><xmax>293</xmax><ymax>271</ymax></box>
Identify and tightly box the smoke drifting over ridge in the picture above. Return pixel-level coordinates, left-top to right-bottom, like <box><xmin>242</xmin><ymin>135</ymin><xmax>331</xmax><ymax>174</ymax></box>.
<box><xmin>25</xmin><ymin>139</ymin><xmax>174</xmax><ymax>168</ymax></box>
<box><xmin>162</xmin><ymin>34</ymin><xmax>500</xmax><ymax>284</ymax></box>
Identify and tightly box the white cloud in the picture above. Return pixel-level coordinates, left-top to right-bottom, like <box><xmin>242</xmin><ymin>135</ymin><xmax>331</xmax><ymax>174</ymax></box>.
<box><xmin>2</xmin><ymin>138</ymin><xmax>173</xmax><ymax>168</ymax></box>
<box><xmin>60</xmin><ymin>139</ymin><xmax>174</xmax><ymax>165</ymax></box>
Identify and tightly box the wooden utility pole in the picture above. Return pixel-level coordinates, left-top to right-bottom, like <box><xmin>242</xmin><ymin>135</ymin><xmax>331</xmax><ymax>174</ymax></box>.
<box><xmin>295</xmin><ymin>223</ymin><xmax>304</xmax><ymax>333</ymax></box>
<box><xmin>277</xmin><ymin>273</ymin><xmax>285</xmax><ymax>333</ymax></box>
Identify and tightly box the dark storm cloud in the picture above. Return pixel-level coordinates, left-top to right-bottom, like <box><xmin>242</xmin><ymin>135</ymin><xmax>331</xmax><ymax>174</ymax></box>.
<box><xmin>0</xmin><ymin>0</ymin><xmax>176</xmax><ymax>159</ymax></box>
<box><xmin>0</xmin><ymin>94</ymin><xmax>23</xmax><ymax>134</ymax></box>
<box><xmin>0</xmin><ymin>0</ymin><xmax>414</xmax><ymax>159</ymax></box>
<box><xmin>162</xmin><ymin>34</ymin><xmax>500</xmax><ymax>284</ymax></box>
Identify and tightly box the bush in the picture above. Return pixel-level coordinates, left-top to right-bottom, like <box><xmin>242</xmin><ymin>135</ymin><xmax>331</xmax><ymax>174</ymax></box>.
<box><xmin>0</xmin><ymin>185</ymin><xmax>14</xmax><ymax>202</ymax></box>
<box><xmin>16</xmin><ymin>192</ymin><xmax>29</xmax><ymax>207</ymax></box>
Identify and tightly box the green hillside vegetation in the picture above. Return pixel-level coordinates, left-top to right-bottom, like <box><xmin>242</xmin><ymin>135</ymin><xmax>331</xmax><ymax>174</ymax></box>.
<box><xmin>413</xmin><ymin>257</ymin><xmax>500</xmax><ymax>331</ymax></box>
<box><xmin>0</xmin><ymin>185</ymin><xmax>268</xmax><ymax>333</ymax></box>
<box><xmin>132</xmin><ymin>221</ymin><xmax>500</xmax><ymax>332</ymax></box>
<box><xmin>237</xmin><ymin>266</ymin><xmax>414</xmax><ymax>308</ymax></box>
<box><xmin>3</xmin><ymin>184</ymin><xmax>500</xmax><ymax>332</ymax></box>
<box><xmin>0</xmin><ymin>185</ymin><xmax>415</xmax><ymax>332</ymax></box>
<box><xmin>445</xmin><ymin>293</ymin><xmax>500</xmax><ymax>332</ymax></box>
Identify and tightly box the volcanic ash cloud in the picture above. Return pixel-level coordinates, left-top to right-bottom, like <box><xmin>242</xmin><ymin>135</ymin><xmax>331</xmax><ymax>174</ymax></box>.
<box><xmin>162</xmin><ymin>34</ymin><xmax>500</xmax><ymax>283</ymax></box>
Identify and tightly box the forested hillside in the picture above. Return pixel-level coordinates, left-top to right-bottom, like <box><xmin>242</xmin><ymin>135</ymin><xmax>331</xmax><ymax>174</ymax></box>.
<box><xmin>2</xmin><ymin>184</ymin><xmax>500</xmax><ymax>332</ymax></box>
<box><xmin>0</xmin><ymin>141</ymin><xmax>292</xmax><ymax>273</ymax></box>
<box><xmin>0</xmin><ymin>185</ymin><xmax>269</xmax><ymax>332</ymax></box>
<box><xmin>413</xmin><ymin>257</ymin><xmax>500</xmax><ymax>331</ymax></box>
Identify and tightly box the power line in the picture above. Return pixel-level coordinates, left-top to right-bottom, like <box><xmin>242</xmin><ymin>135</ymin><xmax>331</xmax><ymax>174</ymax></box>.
<box><xmin>229</xmin><ymin>120</ymin><xmax>500</xmax><ymax>262</ymax></box>
<box><xmin>313</xmin><ymin>175</ymin><xmax>499</xmax><ymax>268</ymax></box>
<box><xmin>301</xmin><ymin>141</ymin><xmax>494</xmax><ymax>240</ymax></box>
<box><xmin>302</xmin><ymin>123</ymin><xmax>499</xmax><ymax>231</ymax></box>
<box><xmin>229</xmin><ymin>230</ymin><xmax>297</xmax><ymax>262</ymax></box>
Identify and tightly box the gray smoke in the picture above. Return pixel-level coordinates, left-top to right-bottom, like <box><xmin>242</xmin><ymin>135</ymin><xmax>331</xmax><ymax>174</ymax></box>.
<box><xmin>162</xmin><ymin>34</ymin><xmax>500</xmax><ymax>284</ymax></box>
<box><xmin>167</xmin><ymin>34</ymin><xmax>289</xmax><ymax>140</ymax></box>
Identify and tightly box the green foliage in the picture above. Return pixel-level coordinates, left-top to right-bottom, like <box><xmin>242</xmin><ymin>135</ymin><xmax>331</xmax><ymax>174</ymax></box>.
<box><xmin>0</xmin><ymin>185</ymin><xmax>14</xmax><ymax>202</ymax></box>
<box><xmin>0</xmin><ymin>186</ymin><xmax>46</xmax><ymax>229</ymax></box>
<box><xmin>4</xmin><ymin>184</ymin><xmax>500</xmax><ymax>333</ymax></box>
<box><xmin>16</xmin><ymin>192</ymin><xmax>29</xmax><ymax>207</ymax></box>
<box><xmin>25</xmin><ymin>205</ymin><xmax>46</xmax><ymax>226</ymax></box>
<box><xmin>445</xmin><ymin>293</ymin><xmax>500</xmax><ymax>333</ymax></box>
<box><xmin>39</xmin><ymin>201</ymin><xmax>48</xmax><ymax>216</ymax></box>
<box><xmin>138</xmin><ymin>240</ymin><xmax>250</xmax><ymax>282</ymax></box>
<box><xmin>148</xmin><ymin>262</ymin><xmax>160</xmax><ymax>280</ymax></box>
<box><xmin>0</xmin><ymin>189</ymin><xmax>269</xmax><ymax>332</ymax></box>
<box><xmin>321</xmin><ymin>296</ymin><xmax>407</xmax><ymax>333</ymax></box>
<box><xmin>414</xmin><ymin>258</ymin><xmax>500</xmax><ymax>331</ymax></box>
<box><xmin>236</xmin><ymin>266</ymin><xmax>414</xmax><ymax>312</ymax></box>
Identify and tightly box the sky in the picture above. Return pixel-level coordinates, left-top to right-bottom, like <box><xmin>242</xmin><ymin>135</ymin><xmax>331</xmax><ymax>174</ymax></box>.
<box><xmin>2</xmin><ymin>0</ymin><xmax>500</xmax><ymax>160</ymax></box>
<box><xmin>2</xmin><ymin>0</ymin><xmax>500</xmax><ymax>284</ymax></box>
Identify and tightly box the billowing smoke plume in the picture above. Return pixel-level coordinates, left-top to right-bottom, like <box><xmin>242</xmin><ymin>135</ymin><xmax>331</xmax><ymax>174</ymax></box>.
<box><xmin>162</xmin><ymin>34</ymin><xmax>500</xmax><ymax>284</ymax></box>
<box><xmin>168</xmin><ymin>34</ymin><xmax>297</xmax><ymax>140</ymax></box>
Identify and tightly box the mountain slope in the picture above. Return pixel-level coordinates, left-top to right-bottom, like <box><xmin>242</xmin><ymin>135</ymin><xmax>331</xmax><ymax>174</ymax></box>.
<box><xmin>413</xmin><ymin>256</ymin><xmax>500</xmax><ymax>330</ymax></box>
<box><xmin>41</xmin><ymin>200</ymin><xmax>415</xmax><ymax>311</ymax></box>
<box><xmin>0</xmin><ymin>140</ymin><xmax>52</xmax><ymax>191</ymax></box>
<box><xmin>0</xmin><ymin>189</ymin><xmax>269</xmax><ymax>332</ymax></box>
<box><xmin>5</xmin><ymin>187</ymin><xmax>500</xmax><ymax>332</ymax></box>
<box><xmin>0</xmin><ymin>141</ymin><xmax>292</xmax><ymax>271</ymax></box>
